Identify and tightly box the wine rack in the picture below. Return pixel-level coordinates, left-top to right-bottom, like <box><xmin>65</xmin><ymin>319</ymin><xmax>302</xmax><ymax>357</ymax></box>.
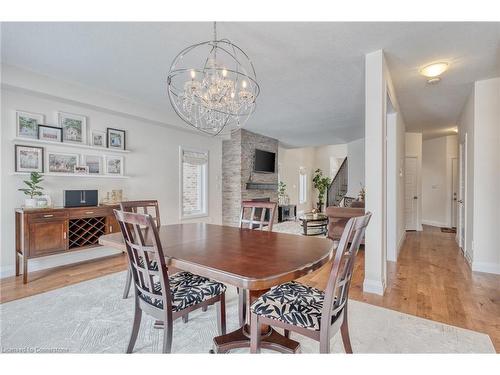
<box><xmin>68</xmin><ymin>216</ymin><xmax>106</xmax><ymax>249</ymax></box>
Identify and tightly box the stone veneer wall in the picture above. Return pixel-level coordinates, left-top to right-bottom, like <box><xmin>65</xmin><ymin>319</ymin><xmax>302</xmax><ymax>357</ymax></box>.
<box><xmin>222</xmin><ymin>129</ymin><xmax>279</xmax><ymax>226</ymax></box>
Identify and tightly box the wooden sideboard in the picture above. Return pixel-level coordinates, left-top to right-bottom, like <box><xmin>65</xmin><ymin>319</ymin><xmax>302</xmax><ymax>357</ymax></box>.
<box><xmin>15</xmin><ymin>205</ymin><xmax>121</xmax><ymax>283</ymax></box>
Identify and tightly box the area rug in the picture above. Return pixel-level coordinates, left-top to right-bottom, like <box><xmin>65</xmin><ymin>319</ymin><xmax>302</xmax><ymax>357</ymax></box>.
<box><xmin>0</xmin><ymin>272</ymin><xmax>494</xmax><ymax>353</ymax></box>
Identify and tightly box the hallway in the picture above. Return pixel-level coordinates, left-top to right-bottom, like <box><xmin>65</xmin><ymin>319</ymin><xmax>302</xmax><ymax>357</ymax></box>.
<box><xmin>301</xmin><ymin>225</ymin><xmax>500</xmax><ymax>351</ymax></box>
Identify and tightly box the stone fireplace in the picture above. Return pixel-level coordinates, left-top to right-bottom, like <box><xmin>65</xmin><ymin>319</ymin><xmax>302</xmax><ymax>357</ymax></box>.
<box><xmin>222</xmin><ymin>129</ymin><xmax>278</xmax><ymax>226</ymax></box>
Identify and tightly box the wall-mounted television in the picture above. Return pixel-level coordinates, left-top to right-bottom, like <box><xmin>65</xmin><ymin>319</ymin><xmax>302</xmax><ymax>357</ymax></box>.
<box><xmin>254</xmin><ymin>149</ymin><xmax>276</xmax><ymax>173</ymax></box>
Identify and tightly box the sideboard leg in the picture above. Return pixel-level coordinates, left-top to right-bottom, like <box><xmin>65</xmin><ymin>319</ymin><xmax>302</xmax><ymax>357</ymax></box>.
<box><xmin>15</xmin><ymin>252</ymin><xmax>20</xmax><ymax>276</ymax></box>
<box><xmin>22</xmin><ymin>256</ymin><xmax>28</xmax><ymax>284</ymax></box>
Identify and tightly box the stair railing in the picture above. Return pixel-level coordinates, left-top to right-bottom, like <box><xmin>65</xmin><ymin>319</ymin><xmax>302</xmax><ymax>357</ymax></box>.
<box><xmin>326</xmin><ymin>157</ymin><xmax>348</xmax><ymax>207</ymax></box>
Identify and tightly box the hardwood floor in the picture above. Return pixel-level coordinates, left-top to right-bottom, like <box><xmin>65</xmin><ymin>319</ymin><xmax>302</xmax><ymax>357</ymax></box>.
<box><xmin>300</xmin><ymin>225</ymin><xmax>500</xmax><ymax>352</ymax></box>
<box><xmin>1</xmin><ymin>225</ymin><xmax>499</xmax><ymax>352</ymax></box>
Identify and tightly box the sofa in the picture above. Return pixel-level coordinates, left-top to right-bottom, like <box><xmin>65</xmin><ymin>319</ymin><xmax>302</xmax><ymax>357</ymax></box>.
<box><xmin>325</xmin><ymin>200</ymin><xmax>365</xmax><ymax>242</ymax></box>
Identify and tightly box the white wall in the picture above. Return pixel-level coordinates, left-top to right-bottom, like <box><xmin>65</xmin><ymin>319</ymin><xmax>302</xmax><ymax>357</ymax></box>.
<box><xmin>346</xmin><ymin>138</ymin><xmax>365</xmax><ymax>197</ymax></box>
<box><xmin>422</xmin><ymin>135</ymin><xmax>458</xmax><ymax>228</ymax></box>
<box><xmin>0</xmin><ymin>67</ymin><xmax>223</xmax><ymax>278</ymax></box>
<box><xmin>277</xmin><ymin>146</ymin><xmax>316</xmax><ymax>213</ymax></box>
<box><xmin>387</xmin><ymin>112</ymin><xmax>406</xmax><ymax>262</ymax></box>
<box><xmin>457</xmin><ymin>90</ymin><xmax>474</xmax><ymax>261</ymax></box>
<box><xmin>405</xmin><ymin>132</ymin><xmax>423</xmax><ymax>231</ymax></box>
<box><xmin>471</xmin><ymin>77</ymin><xmax>500</xmax><ymax>274</ymax></box>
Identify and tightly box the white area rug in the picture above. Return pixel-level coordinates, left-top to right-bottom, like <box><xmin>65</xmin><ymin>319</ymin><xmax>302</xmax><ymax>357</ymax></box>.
<box><xmin>0</xmin><ymin>271</ymin><xmax>494</xmax><ymax>353</ymax></box>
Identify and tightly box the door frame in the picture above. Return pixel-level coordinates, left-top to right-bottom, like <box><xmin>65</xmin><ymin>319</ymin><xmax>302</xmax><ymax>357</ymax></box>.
<box><xmin>457</xmin><ymin>135</ymin><xmax>468</xmax><ymax>254</ymax></box>
<box><xmin>451</xmin><ymin>157</ymin><xmax>458</xmax><ymax>228</ymax></box>
<box><xmin>404</xmin><ymin>155</ymin><xmax>419</xmax><ymax>231</ymax></box>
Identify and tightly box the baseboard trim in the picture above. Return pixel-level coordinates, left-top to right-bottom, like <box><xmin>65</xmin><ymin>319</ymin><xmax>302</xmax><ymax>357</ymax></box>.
<box><xmin>0</xmin><ymin>247</ymin><xmax>122</xmax><ymax>279</ymax></box>
<box><xmin>471</xmin><ymin>261</ymin><xmax>500</xmax><ymax>275</ymax></box>
<box><xmin>397</xmin><ymin>231</ymin><xmax>406</xmax><ymax>257</ymax></box>
<box><xmin>421</xmin><ymin>220</ymin><xmax>448</xmax><ymax>228</ymax></box>
<box><xmin>363</xmin><ymin>278</ymin><xmax>385</xmax><ymax>295</ymax></box>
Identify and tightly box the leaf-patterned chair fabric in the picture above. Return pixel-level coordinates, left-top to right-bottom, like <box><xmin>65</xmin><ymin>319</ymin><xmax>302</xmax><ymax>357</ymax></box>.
<box><xmin>250</xmin><ymin>281</ymin><xmax>332</xmax><ymax>331</ymax></box>
<box><xmin>139</xmin><ymin>271</ymin><xmax>227</xmax><ymax>312</ymax></box>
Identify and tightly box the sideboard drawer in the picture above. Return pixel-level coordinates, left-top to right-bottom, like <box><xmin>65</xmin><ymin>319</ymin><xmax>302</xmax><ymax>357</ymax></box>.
<box><xmin>28</xmin><ymin>211</ymin><xmax>68</xmax><ymax>222</ymax></box>
<box><xmin>69</xmin><ymin>207</ymin><xmax>111</xmax><ymax>219</ymax></box>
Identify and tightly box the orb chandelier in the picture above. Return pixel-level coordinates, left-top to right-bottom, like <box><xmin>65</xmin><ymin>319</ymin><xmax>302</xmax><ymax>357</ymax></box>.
<box><xmin>167</xmin><ymin>22</ymin><xmax>260</xmax><ymax>136</ymax></box>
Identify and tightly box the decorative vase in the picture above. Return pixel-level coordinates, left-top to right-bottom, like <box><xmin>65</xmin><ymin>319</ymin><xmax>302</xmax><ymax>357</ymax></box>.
<box><xmin>25</xmin><ymin>198</ymin><xmax>37</xmax><ymax>208</ymax></box>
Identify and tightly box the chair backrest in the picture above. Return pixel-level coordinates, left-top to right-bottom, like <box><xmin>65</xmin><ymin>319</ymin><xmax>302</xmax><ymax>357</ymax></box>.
<box><xmin>114</xmin><ymin>209</ymin><xmax>171</xmax><ymax>313</ymax></box>
<box><xmin>321</xmin><ymin>212</ymin><xmax>372</xmax><ymax>329</ymax></box>
<box><xmin>120</xmin><ymin>200</ymin><xmax>161</xmax><ymax>229</ymax></box>
<box><xmin>239</xmin><ymin>201</ymin><xmax>277</xmax><ymax>231</ymax></box>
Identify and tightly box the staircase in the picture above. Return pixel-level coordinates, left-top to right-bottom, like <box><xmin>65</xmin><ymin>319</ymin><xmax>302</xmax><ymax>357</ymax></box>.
<box><xmin>327</xmin><ymin>157</ymin><xmax>348</xmax><ymax>207</ymax></box>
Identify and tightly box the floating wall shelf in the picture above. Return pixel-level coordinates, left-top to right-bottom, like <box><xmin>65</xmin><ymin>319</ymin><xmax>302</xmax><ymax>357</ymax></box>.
<box><xmin>12</xmin><ymin>172</ymin><xmax>129</xmax><ymax>179</ymax></box>
<box><xmin>13</xmin><ymin>137</ymin><xmax>131</xmax><ymax>153</ymax></box>
<box><xmin>246</xmin><ymin>182</ymin><xmax>278</xmax><ymax>190</ymax></box>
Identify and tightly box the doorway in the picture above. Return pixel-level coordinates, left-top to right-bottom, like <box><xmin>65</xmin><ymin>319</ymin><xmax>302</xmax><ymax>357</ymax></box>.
<box><xmin>405</xmin><ymin>156</ymin><xmax>418</xmax><ymax>230</ymax></box>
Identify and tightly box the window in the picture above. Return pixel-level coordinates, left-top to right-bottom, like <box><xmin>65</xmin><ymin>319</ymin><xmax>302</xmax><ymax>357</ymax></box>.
<box><xmin>181</xmin><ymin>148</ymin><xmax>208</xmax><ymax>218</ymax></box>
<box><xmin>299</xmin><ymin>168</ymin><xmax>307</xmax><ymax>204</ymax></box>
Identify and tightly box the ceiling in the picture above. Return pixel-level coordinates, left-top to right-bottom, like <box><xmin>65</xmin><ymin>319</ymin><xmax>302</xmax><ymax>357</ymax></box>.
<box><xmin>1</xmin><ymin>22</ymin><xmax>499</xmax><ymax>146</ymax></box>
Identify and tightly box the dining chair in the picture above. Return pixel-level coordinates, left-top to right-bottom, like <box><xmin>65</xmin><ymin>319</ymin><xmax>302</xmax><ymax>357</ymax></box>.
<box><xmin>249</xmin><ymin>212</ymin><xmax>372</xmax><ymax>354</ymax></box>
<box><xmin>114</xmin><ymin>209</ymin><xmax>227</xmax><ymax>353</ymax></box>
<box><xmin>237</xmin><ymin>200</ymin><xmax>277</xmax><ymax>326</ymax></box>
<box><xmin>120</xmin><ymin>200</ymin><xmax>161</xmax><ymax>299</ymax></box>
<box><xmin>239</xmin><ymin>201</ymin><xmax>277</xmax><ymax>231</ymax></box>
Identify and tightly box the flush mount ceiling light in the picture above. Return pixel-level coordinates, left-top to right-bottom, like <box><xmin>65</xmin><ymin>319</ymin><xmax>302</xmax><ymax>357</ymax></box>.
<box><xmin>420</xmin><ymin>62</ymin><xmax>449</xmax><ymax>84</ymax></box>
<box><xmin>167</xmin><ymin>22</ymin><xmax>260</xmax><ymax>136</ymax></box>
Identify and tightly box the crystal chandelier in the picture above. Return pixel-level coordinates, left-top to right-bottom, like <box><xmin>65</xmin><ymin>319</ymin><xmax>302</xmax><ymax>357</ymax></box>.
<box><xmin>167</xmin><ymin>22</ymin><xmax>260</xmax><ymax>136</ymax></box>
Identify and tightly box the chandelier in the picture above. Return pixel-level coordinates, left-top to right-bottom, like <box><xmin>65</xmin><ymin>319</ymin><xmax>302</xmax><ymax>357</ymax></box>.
<box><xmin>167</xmin><ymin>22</ymin><xmax>260</xmax><ymax>136</ymax></box>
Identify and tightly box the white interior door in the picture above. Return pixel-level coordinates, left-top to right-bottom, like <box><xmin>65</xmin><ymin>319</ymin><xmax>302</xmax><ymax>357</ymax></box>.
<box><xmin>451</xmin><ymin>158</ymin><xmax>458</xmax><ymax>228</ymax></box>
<box><xmin>405</xmin><ymin>157</ymin><xmax>418</xmax><ymax>230</ymax></box>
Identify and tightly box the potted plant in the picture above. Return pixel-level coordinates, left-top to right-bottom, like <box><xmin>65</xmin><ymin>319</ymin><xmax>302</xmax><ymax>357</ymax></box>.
<box><xmin>277</xmin><ymin>181</ymin><xmax>287</xmax><ymax>204</ymax></box>
<box><xmin>18</xmin><ymin>172</ymin><xmax>44</xmax><ymax>208</ymax></box>
<box><xmin>358</xmin><ymin>184</ymin><xmax>366</xmax><ymax>202</ymax></box>
<box><xmin>312</xmin><ymin>169</ymin><xmax>331</xmax><ymax>212</ymax></box>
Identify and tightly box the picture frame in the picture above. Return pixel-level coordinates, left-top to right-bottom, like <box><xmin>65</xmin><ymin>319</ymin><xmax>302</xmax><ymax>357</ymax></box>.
<box><xmin>104</xmin><ymin>155</ymin><xmax>124</xmax><ymax>175</ymax></box>
<box><xmin>82</xmin><ymin>154</ymin><xmax>102</xmax><ymax>174</ymax></box>
<box><xmin>58</xmin><ymin>111</ymin><xmax>87</xmax><ymax>144</ymax></box>
<box><xmin>38</xmin><ymin>124</ymin><xmax>62</xmax><ymax>142</ymax></box>
<box><xmin>90</xmin><ymin>130</ymin><xmax>106</xmax><ymax>148</ymax></box>
<box><xmin>106</xmin><ymin>127</ymin><xmax>126</xmax><ymax>150</ymax></box>
<box><xmin>16</xmin><ymin>111</ymin><xmax>45</xmax><ymax>139</ymax></box>
<box><xmin>47</xmin><ymin>152</ymin><xmax>79</xmax><ymax>174</ymax></box>
<box><xmin>15</xmin><ymin>145</ymin><xmax>44</xmax><ymax>173</ymax></box>
<box><xmin>74</xmin><ymin>165</ymin><xmax>89</xmax><ymax>175</ymax></box>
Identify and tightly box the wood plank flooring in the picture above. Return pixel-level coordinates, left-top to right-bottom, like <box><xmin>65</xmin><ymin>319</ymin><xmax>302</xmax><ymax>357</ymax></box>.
<box><xmin>1</xmin><ymin>225</ymin><xmax>499</xmax><ymax>351</ymax></box>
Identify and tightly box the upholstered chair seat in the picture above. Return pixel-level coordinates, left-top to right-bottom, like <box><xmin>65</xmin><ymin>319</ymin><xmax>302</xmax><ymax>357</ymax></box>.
<box><xmin>250</xmin><ymin>281</ymin><xmax>327</xmax><ymax>331</ymax></box>
<box><xmin>139</xmin><ymin>271</ymin><xmax>227</xmax><ymax>312</ymax></box>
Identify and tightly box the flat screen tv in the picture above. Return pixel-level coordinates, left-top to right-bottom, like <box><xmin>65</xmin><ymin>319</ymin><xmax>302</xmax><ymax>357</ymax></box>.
<box><xmin>254</xmin><ymin>149</ymin><xmax>276</xmax><ymax>173</ymax></box>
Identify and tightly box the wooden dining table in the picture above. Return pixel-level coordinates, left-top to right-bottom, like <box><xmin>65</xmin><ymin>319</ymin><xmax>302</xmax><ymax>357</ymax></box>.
<box><xmin>99</xmin><ymin>222</ymin><xmax>333</xmax><ymax>353</ymax></box>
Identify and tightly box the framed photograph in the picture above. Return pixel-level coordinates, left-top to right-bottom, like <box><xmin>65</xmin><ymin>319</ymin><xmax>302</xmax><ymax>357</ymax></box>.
<box><xmin>74</xmin><ymin>165</ymin><xmax>89</xmax><ymax>175</ymax></box>
<box><xmin>38</xmin><ymin>125</ymin><xmax>62</xmax><ymax>142</ymax></box>
<box><xmin>47</xmin><ymin>152</ymin><xmax>79</xmax><ymax>174</ymax></box>
<box><xmin>90</xmin><ymin>130</ymin><xmax>106</xmax><ymax>148</ymax></box>
<box><xmin>106</xmin><ymin>128</ymin><xmax>126</xmax><ymax>150</ymax></box>
<box><xmin>16</xmin><ymin>111</ymin><xmax>45</xmax><ymax>139</ymax></box>
<box><xmin>105</xmin><ymin>155</ymin><xmax>124</xmax><ymax>175</ymax></box>
<box><xmin>15</xmin><ymin>145</ymin><xmax>44</xmax><ymax>172</ymax></box>
<box><xmin>82</xmin><ymin>154</ymin><xmax>102</xmax><ymax>174</ymax></box>
<box><xmin>58</xmin><ymin>112</ymin><xmax>87</xmax><ymax>144</ymax></box>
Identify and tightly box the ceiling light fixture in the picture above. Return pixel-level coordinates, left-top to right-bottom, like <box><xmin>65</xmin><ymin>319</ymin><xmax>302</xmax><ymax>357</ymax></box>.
<box><xmin>420</xmin><ymin>62</ymin><xmax>449</xmax><ymax>84</ymax></box>
<box><xmin>167</xmin><ymin>22</ymin><xmax>260</xmax><ymax>136</ymax></box>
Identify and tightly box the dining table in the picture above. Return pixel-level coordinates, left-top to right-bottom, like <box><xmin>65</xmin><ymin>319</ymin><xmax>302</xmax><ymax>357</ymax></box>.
<box><xmin>99</xmin><ymin>222</ymin><xmax>333</xmax><ymax>353</ymax></box>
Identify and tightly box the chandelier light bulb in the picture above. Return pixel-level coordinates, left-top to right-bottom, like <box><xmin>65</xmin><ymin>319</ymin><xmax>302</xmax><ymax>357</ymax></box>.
<box><xmin>190</xmin><ymin>70</ymin><xmax>196</xmax><ymax>79</ymax></box>
<box><xmin>222</xmin><ymin>69</ymin><xmax>228</xmax><ymax>77</ymax></box>
<box><xmin>242</xmin><ymin>80</ymin><xmax>247</xmax><ymax>89</ymax></box>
